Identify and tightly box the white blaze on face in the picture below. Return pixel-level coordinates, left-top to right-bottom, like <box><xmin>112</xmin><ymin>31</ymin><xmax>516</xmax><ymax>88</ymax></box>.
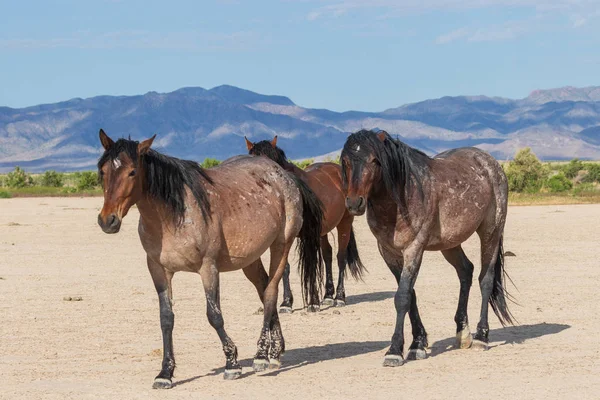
<box><xmin>112</xmin><ymin>157</ymin><xmax>122</xmax><ymax>170</ymax></box>
<box><xmin>356</xmin><ymin>145</ymin><xmax>360</xmax><ymax>151</ymax></box>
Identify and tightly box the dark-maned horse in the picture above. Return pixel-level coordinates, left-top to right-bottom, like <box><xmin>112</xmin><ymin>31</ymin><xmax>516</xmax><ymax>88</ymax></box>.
<box><xmin>341</xmin><ymin>129</ymin><xmax>515</xmax><ymax>367</ymax></box>
<box><xmin>96</xmin><ymin>129</ymin><xmax>323</xmax><ymax>388</ymax></box>
<box><xmin>245</xmin><ymin>135</ymin><xmax>366</xmax><ymax>311</ymax></box>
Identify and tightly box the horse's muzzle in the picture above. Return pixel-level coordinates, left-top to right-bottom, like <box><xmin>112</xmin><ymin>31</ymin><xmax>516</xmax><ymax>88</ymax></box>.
<box><xmin>98</xmin><ymin>213</ymin><xmax>122</xmax><ymax>234</ymax></box>
<box><xmin>345</xmin><ymin>196</ymin><xmax>366</xmax><ymax>216</ymax></box>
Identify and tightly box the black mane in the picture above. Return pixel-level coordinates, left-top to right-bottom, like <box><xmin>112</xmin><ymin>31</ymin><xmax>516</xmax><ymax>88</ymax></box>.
<box><xmin>341</xmin><ymin>129</ymin><xmax>431</xmax><ymax>216</ymax></box>
<box><xmin>249</xmin><ymin>140</ymin><xmax>288</xmax><ymax>167</ymax></box>
<box><xmin>98</xmin><ymin>138</ymin><xmax>213</xmax><ymax>224</ymax></box>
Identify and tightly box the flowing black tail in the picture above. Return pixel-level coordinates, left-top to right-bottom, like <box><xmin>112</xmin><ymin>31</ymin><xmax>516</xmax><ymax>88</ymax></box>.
<box><xmin>490</xmin><ymin>236</ymin><xmax>517</xmax><ymax>326</ymax></box>
<box><xmin>345</xmin><ymin>227</ymin><xmax>367</xmax><ymax>281</ymax></box>
<box><xmin>290</xmin><ymin>175</ymin><xmax>324</xmax><ymax>306</ymax></box>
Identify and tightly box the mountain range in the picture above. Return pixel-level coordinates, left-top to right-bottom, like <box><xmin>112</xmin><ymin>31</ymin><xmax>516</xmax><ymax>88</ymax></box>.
<box><xmin>1</xmin><ymin>84</ymin><xmax>600</xmax><ymax>172</ymax></box>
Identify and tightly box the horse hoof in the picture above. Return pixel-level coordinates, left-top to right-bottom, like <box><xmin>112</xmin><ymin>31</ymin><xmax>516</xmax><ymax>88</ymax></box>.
<box><xmin>383</xmin><ymin>355</ymin><xmax>404</xmax><ymax>367</ymax></box>
<box><xmin>268</xmin><ymin>359</ymin><xmax>281</xmax><ymax>370</ymax></box>
<box><xmin>279</xmin><ymin>306</ymin><xmax>293</xmax><ymax>314</ymax></box>
<box><xmin>456</xmin><ymin>330</ymin><xmax>473</xmax><ymax>349</ymax></box>
<box><xmin>334</xmin><ymin>300</ymin><xmax>346</xmax><ymax>307</ymax></box>
<box><xmin>406</xmin><ymin>348</ymin><xmax>427</xmax><ymax>360</ymax></box>
<box><xmin>321</xmin><ymin>298</ymin><xmax>335</xmax><ymax>306</ymax></box>
<box><xmin>471</xmin><ymin>340</ymin><xmax>489</xmax><ymax>351</ymax></box>
<box><xmin>253</xmin><ymin>359</ymin><xmax>269</xmax><ymax>372</ymax></box>
<box><xmin>152</xmin><ymin>378</ymin><xmax>172</xmax><ymax>389</ymax></box>
<box><xmin>306</xmin><ymin>305</ymin><xmax>320</xmax><ymax>313</ymax></box>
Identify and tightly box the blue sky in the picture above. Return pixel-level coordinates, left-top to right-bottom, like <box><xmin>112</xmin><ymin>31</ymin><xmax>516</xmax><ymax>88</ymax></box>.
<box><xmin>1</xmin><ymin>0</ymin><xmax>599</xmax><ymax>111</ymax></box>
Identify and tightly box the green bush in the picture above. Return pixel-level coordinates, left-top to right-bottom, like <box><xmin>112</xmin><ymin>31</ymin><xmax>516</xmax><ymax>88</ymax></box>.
<box><xmin>0</xmin><ymin>190</ymin><xmax>10</xmax><ymax>198</ymax></box>
<box><xmin>5</xmin><ymin>166</ymin><xmax>34</xmax><ymax>188</ymax></box>
<box><xmin>582</xmin><ymin>163</ymin><xmax>600</xmax><ymax>183</ymax></box>
<box><xmin>75</xmin><ymin>171</ymin><xmax>99</xmax><ymax>191</ymax></box>
<box><xmin>546</xmin><ymin>173</ymin><xmax>573</xmax><ymax>192</ymax></box>
<box><xmin>562</xmin><ymin>158</ymin><xmax>585</xmax><ymax>179</ymax></box>
<box><xmin>201</xmin><ymin>158</ymin><xmax>221</xmax><ymax>168</ymax></box>
<box><xmin>0</xmin><ymin>175</ymin><xmax>5</xmax><ymax>187</ymax></box>
<box><xmin>40</xmin><ymin>170</ymin><xmax>64</xmax><ymax>187</ymax></box>
<box><xmin>293</xmin><ymin>159</ymin><xmax>313</xmax><ymax>169</ymax></box>
<box><xmin>505</xmin><ymin>148</ymin><xmax>548</xmax><ymax>193</ymax></box>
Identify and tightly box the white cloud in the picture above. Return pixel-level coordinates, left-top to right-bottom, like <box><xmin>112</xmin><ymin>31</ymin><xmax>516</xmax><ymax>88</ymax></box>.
<box><xmin>435</xmin><ymin>28</ymin><xmax>469</xmax><ymax>44</ymax></box>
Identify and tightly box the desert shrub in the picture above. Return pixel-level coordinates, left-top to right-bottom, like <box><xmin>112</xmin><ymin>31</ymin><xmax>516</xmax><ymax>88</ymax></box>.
<box><xmin>582</xmin><ymin>163</ymin><xmax>600</xmax><ymax>183</ymax></box>
<box><xmin>75</xmin><ymin>171</ymin><xmax>99</xmax><ymax>191</ymax></box>
<box><xmin>40</xmin><ymin>170</ymin><xmax>64</xmax><ymax>187</ymax></box>
<box><xmin>201</xmin><ymin>158</ymin><xmax>221</xmax><ymax>168</ymax></box>
<box><xmin>562</xmin><ymin>158</ymin><xmax>585</xmax><ymax>179</ymax></box>
<box><xmin>5</xmin><ymin>166</ymin><xmax>34</xmax><ymax>188</ymax></box>
<box><xmin>293</xmin><ymin>159</ymin><xmax>313</xmax><ymax>169</ymax></box>
<box><xmin>546</xmin><ymin>173</ymin><xmax>572</xmax><ymax>192</ymax></box>
<box><xmin>505</xmin><ymin>148</ymin><xmax>548</xmax><ymax>193</ymax></box>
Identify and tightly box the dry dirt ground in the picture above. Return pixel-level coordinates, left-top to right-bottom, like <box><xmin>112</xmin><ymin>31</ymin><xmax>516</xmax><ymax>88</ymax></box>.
<box><xmin>1</xmin><ymin>198</ymin><xmax>599</xmax><ymax>399</ymax></box>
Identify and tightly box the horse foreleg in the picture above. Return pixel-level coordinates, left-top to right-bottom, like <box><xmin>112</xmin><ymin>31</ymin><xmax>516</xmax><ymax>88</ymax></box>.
<box><xmin>200</xmin><ymin>263</ymin><xmax>241</xmax><ymax>380</ymax></box>
<box><xmin>383</xmin><ymin>248</ymin><xmax>423</xmax><ymax>367</ymax></box>
<box><xmin>279</xmin><ymin>262</ymin><xmax>294</xmax><ymax>313</ymax></box>
<box><xmin>147</xmin><ymin>257</ymin><xmax>176</xmax><ymax>389</ymax></box>
<box><xmin>321</xmin><ymin>236</ymin><xmax>335</xmax><ymax>305</ymax></box>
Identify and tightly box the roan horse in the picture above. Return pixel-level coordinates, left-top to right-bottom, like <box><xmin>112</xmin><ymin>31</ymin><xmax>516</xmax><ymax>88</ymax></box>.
<box><xmin>341</xmin><ymin>129</ymin><xmax>515</xmax><ymax>367</ymax></box>
<box><xmin>245</xmin><ymin>135</ymin><xmax>366</xmax><ymax>311</ymax></box>
<box><xmin>96</xmin><ymin>129</ymin><xmax>323</xmax><ymax>388</ymax></box>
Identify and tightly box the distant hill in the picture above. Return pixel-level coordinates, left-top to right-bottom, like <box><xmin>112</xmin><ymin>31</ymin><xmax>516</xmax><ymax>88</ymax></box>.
<box><xmin>1</xmin><ymin>84</ymin><xmax>600</xmax><ymax>172</ymax></box>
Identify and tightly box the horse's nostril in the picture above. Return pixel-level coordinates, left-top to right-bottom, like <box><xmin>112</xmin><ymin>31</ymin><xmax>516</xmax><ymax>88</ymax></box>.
<box><xmin>108</xmin><ymin>214</ymin><xmax>119</xmax><ymax>227</ymax></box>
<box><xmin>357</xmin><ymin>196</ymin><xmax>365</xmax><ymax>208</ymax></box>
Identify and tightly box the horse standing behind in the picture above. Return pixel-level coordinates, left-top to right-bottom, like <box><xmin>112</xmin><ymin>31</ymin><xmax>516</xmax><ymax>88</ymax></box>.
<box><xmin>341</xmin><ymin>129</ymin><xmax>515</xmax><ymax>367</ymax></box>
<box><xmin>96</xmin><ymin>129</ymin><xmax>323</xmax><ymax>388</ymax></box>
<box><xmin>245</xmin><ymin>135</ymin><xmax>366</xmax><ymax>311</ymax></box>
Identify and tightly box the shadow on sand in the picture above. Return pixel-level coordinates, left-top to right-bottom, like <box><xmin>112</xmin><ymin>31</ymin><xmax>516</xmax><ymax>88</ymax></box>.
<box><xmin>174</xmin><ymin>323</ymin><xmax>569</xmax><ymax>386</ymax></box>
<box><xmin>344</xmin><ymin>290</ymin><xmax>396</xmax><ymax>306</ymax></box>
<box><xmin>429</xmin><ymin>322</ymin><xmax>570</xmax><ymax>357</ymax></box>
<box><xmin>173</xmin><ymin>340</ymin><xmax>389</xmax><ymax>386</ymax></box>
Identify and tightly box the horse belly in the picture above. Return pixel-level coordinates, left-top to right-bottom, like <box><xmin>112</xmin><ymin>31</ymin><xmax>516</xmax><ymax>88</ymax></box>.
<box><xmin>216</xmin><ymin>214</ymin><xmax>282</xmax><ymax>272</ymax></box>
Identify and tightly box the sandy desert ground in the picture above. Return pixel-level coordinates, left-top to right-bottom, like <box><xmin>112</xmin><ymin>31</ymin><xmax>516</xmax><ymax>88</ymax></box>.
<box><xmin>1</xmin><ymin>198</ymin><xmax>599</xmax><ymax>399</ymax></box>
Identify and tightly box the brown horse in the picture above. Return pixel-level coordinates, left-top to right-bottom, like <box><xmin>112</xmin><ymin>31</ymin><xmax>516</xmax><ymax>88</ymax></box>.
<box><xmin>245</xmin><ymin>135</ymin><xmax>366</xmax><ymax>311</ymax></box>
<box><xmin>341</xmin><ymin>129</ymin><xmax>515</xmax><ymax>367</ymax></box>
<box><xmin>96</xmin><ymin>129</ymin><xmax>323</xmax><ymax>388</ymax></box>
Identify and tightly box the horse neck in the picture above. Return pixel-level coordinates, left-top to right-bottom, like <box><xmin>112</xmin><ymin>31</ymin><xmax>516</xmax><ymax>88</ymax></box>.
<box><xmin>136</xmin><ymin>194</ymin><xmax>173</xmax><ymax>232</ymax></box>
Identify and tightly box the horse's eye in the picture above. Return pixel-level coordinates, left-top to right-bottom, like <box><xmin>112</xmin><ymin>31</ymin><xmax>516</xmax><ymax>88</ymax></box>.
<box><xmin>99</xmin><ymin>170</ymin><xmax>105</xmax><ymax>177</ymax></box>
<box><xmin>129</xmin><ymin>169</ymin><xmax>136</xmax><ymax>177</ymax></box>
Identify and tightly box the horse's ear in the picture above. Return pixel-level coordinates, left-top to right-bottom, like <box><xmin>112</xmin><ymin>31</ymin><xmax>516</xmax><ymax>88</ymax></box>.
<box><xmin>270</xmin><ymin>135</ymin><xmax>278</xmax><ymax>148</ymax></box>
<box><xmin>377</xmin><ymin>131</ymin><xmax>388</xmax><ymax>142</ymax></box>
<box><xmin>99</xmin><ymin>129</ymin><xmax>114</xmax><ymax>150</ymax></box>
<box><xmin>245</xmin><ymin>136</ymin><xmax>254</xmax><ymax>151</ymax></box>
<box><xmin>138</xmin><ymin>134</ymin><xmax>156</xmax><ymax>156</ymax></box>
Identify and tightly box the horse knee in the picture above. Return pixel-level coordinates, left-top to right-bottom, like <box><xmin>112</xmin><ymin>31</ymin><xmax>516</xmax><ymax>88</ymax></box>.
<box><xmin>207</xmin><ymin>306</ymin><xmax>224</xmax><ymax>330</ymax></box>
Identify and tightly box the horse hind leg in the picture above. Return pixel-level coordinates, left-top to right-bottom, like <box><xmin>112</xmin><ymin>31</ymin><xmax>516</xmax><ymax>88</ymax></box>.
<box><xmin>254</xmin><ymin>240</ymin><xmax>293</xmax><ymax>371</ymax></box>
<box><xmin>200</xmin><ymin>263</ymin><xmax>242</xmax><ymax>380</ymax></box>
<box><xmin>441</xmin><ymin>246</ymin><xmax>474</xmax><ymax>349</ymax></box>
<box><xmin>474</xmin><ymin>229</ymin><xmax>514</xmax><ymax>351</ymax></box>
